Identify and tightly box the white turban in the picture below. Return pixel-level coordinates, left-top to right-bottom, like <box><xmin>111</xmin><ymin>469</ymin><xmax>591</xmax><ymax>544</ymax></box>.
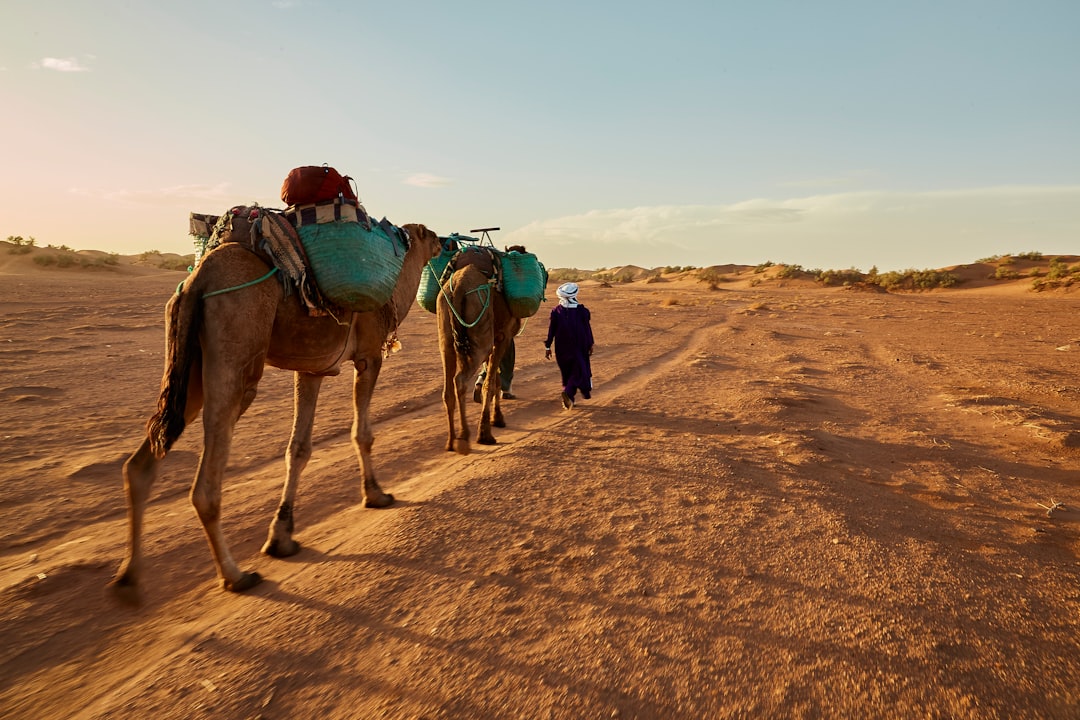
<box><xmin>556</xmin><ymin>282</ymin><xmax>579</xmax><ymax>308</ymax></box>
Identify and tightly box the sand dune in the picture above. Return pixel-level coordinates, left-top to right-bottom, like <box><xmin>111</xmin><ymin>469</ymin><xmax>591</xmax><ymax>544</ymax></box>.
<box><xmin>1</xmin><ymin>245</ymin><xmax>1079</xmax><ymax>718</ymax></box>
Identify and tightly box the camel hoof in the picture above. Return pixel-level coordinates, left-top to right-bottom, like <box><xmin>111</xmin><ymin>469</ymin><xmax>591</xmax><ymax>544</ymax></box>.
<box><xmin>262</xmin><ymin>538</ymin><xmax>301</xmax><ymax>558</ymax></box>
<box><xmin>224</xmin><ymin>571</ymin><xmax>263</xmax><ymax>593</ymax></box>
<box><xmin>493</xmin><ymin>417</ymin><xmax>506</xmax><ymax>429</ymax></box>
<box><xmin>454</xmin><ymin>439</ymin><xmax>471</xmax><ymax>455</ymax></box>
<box><xmin>365</xmin><ymin>492</ymin><xmax>395</xmax><ymax>509</ymax></box>
<box><xmin>478</xmin><ymin>435</ymin><xmax>497</xmax><ymax>446</ymax></box>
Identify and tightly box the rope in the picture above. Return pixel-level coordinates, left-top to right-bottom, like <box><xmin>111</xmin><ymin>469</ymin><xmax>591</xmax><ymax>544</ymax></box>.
<box><xmin>202</xmin><ymin>267</ymin><xmax>280</xmax><ymax>299</ymax></box>
<box><xmin>438</xmin><ymin>269</ymin><xmax>493</xmax><ymax>328</ymax></box>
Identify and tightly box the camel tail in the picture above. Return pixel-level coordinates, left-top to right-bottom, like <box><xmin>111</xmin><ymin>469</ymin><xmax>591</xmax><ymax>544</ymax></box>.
<box><xmin>147</xmin><ymin>286</ymin><xmax>202</xmax><ymax>458</ymax></box>
<box><xmin>448</xmin><ymin>269</ymin><xmax>474</xmax><ymax>358</ymax></box>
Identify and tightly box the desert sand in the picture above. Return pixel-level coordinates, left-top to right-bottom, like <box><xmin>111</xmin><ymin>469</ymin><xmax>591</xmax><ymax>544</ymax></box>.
<box><xmin>1</xmin><ymin>245</ymin><xmax>1079</xmax><ymax>719</ymax></box>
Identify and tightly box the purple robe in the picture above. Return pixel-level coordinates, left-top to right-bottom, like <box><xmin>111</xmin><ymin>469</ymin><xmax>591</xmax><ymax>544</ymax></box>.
<box><xmin>544</xmin><ymin>303</ymin><xmax>594</xmax><ymax>400</ymax></box>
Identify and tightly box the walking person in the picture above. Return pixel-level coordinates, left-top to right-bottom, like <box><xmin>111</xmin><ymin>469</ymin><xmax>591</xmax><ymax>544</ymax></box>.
<box><xmin>544</xmin><ymin>282</ymin><xmax>594</xmax><ymax>410</ymax></box>
<box><xmin>474</xmin><ymin>338</ymin><xmax>516</xmax><ymax>401</ymax></box>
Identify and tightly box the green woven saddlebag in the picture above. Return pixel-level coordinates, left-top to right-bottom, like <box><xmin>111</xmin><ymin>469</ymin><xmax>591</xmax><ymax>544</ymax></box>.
<box><xmin>298</xmin><ymin>218</ymin><xmax>407</xmax><ymax>312</ymax></box>
<box><xmin>500</xmin><ymin>251</ymin><xmax>548</xmax><ymax>318</ymax></box>
<box><xmin>416</xmin><ymin>245</ymin><xmax>457</xmax><ymax>314</ymax></box>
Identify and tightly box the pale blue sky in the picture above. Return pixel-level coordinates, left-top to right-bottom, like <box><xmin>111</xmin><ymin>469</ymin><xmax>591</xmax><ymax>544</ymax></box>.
<box><xmin>2</xmin><ymin>1</ymin><xmax>1077</xmax><ymax>270</ymax></box>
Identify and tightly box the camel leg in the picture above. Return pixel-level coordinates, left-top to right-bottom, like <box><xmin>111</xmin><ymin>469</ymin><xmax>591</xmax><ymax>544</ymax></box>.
<box><xmin>351</xmin><ymin>357</ymin><xmax>395</xmax><ymax>508</ymax></box>
<box><xmin>492</xmin><ymin>365</ymin><xmax>506</xmax><ymax>429</ymax></box>
<box><xmin>191</xmin><ymin>365</ymin><xmax>263</xmax><ymax>592</ymax></box>
<box><xmin>263</xmin><ymin>371</ymin><xmax>323</xmax><ymax>558</ymax></box>
<box><xmin>441</xmin><ymin>338</ymin><xmax>460</xmax><ymax>452</ymax></box>
<box><xmin>452</xmin><ymin>361</ymin><xmax>474</xmax><ymax>454</ymax></box>
<box><xmin>479</xmin><ymin>336</ymin><xmax>510</xmax><ymax>443</ymax></box>
<box><xmin>477</xmin><ymin>354</ymin><xmax>499</xmax><ymax>445</ymax></box>
<box><xmin>111</xmin><ymin>362</ymin><xmax>204</xmax><ymax>601</ymax></box>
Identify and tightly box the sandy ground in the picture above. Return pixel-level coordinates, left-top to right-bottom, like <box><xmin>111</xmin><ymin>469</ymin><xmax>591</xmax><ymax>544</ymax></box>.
<box><xmin>1</xmin><ymin>249</ymin><xmax>1079</xmax><ymax>719</ymax></box>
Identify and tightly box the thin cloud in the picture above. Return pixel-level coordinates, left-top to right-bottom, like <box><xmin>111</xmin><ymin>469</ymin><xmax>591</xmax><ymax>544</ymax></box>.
<box><xmin>70</xmin><ymin>183</ymin><xmax>234</xmax><ymax>204</ymax></box>
<box><xmin>38</xmin><ymin>57</ymin><xmax>91</xmax><ymax>72</ymax></box>
<box><xmin>404</xmin><ymin>173</ymin><xmax>452</xmax><ymax>188</ymax></box>
<box><xmin>504</xmin><ymin>186</ymin><xmax>1080</xmax><ymax>271</ymax></box>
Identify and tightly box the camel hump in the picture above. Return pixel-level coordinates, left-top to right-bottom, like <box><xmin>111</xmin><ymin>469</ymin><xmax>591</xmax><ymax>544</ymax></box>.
<box><xmin>448</xmin><ymin>245</ymin><xmax>498</xmax><ymax>279</ymax></box>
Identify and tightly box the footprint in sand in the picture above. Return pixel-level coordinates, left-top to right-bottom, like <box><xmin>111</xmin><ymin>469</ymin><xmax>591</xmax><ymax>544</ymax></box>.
<box><xmin>0</xmin><ymin>385</ymin><xmax>65</xmax><ymax>402</ymax></box>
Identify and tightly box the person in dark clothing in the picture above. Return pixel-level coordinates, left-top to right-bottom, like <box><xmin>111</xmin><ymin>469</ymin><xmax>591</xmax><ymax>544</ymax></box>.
<box><xmin>544</xmin><ymin>282</ymin><xmax>594</xmax><ymax>410</ymax></box>
<box><xmin>474</xmin><ymin>338</ymin><xmax>516</xmax><ymax>401</ymax></box>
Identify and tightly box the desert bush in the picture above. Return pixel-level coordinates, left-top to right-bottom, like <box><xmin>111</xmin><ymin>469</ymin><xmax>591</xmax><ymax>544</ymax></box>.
<box><xmin>33</xmin><ymin>254</ymin><xmax>56</xmax><ymax>266</ymax></box>
<box><xmin>158</xmin><ymin>256</ymin><xmax>195</xmax><ymax>272</ymax></box>
<box><xmin>695</xmin><ymin>267</ymin><xmax>731</xmax><ymax>285</ymax></box>
<box><xmin>612</xmin><ymin>267</ymin><xmax>637</xmax><ymax>283</ymax></box>
<box><xmin>1047</xmin><ymin>258</ymin><xmax>1070</xmax><ymax>281</ymax></box>
<box><xmin>753</xmin><ymin>261</ymin><xmax>774</xmax><ymax>274</ymax></box>
<box><xmin>992</xmin><ymin>266</ymin><xmax>1019</xmax><ymax>280</ymax></box>
<box><xmin>977</xmin><ymin>254</ymin><xmax>1002</xmax><ymax>263</ymax></box>
<box><xmin>874</xmin><ymin>269</ymin><xmax>959</xmax><ymax>290</ymax></box>
<box><xmin>547</xmin><ymin>268</ymin><xmax>587</xmax><ymax>284</ymax></box>
<box><xmin>774</xmin><ymin>263</ymin><xmax>804</xmax><ymax>279</ymax></box>
<box><xmin>7</xmin><ymin>245</ymin><xmax>33</xmax><ymax>255</ymax></box>
<box><xmin>1016</xmin><ymin>251</ymin><xmax>1043</xmax><ymax>260</ymax></box>
<box><xmin>816</xmin><ymin>267</ymin><xmax>864</xmax><ymax>286</ymax></box>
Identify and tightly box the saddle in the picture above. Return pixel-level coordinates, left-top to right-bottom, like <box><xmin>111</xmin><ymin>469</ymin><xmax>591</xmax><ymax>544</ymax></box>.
<box><xmin>447</xmin><ymin>245</ymin><xmax>498</xmax><ymax>279</ymax></box>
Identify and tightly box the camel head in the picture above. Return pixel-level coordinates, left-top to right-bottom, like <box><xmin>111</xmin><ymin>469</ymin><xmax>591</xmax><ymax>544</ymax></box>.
<box><xmin>402</xmin><ymin>223</ymin><xmax>442</xmax><ymax>263</ymax></box>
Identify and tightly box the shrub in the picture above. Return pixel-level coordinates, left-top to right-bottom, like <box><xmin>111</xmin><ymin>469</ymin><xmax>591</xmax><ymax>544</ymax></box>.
<box><xmin>753</xmin><ymin>261</ymin><xmax>774</xmax><ymax>274</ymax></box>
<box><xmin>993</xmin><ymin>266</ymin><xmax>1019</xmax><ymax>280</ymax></box>
<box><xmin>33</xmin><ymin>254</ymin><xmax>56</xmax><ymax>266</ymax></box>
<box><xmin>774</xmin><ymin>263</ymin><xmax>804</xmax><ymax>279</ymax></box>
<box><xmin>547</xmin><ymin>268</ymin><xmax>587</xmax><ymax>284</ymax></box>
<box><xmin>158</xmin><ymin>258</ymin><xmax>192</xmax><ymax>271</ymax></box>
<box><xmin>1047</xmin><ymin>258</ymin><xmax>1070</xmax><ymax>281</ymax></box>
<box><xmin>874</xmin><ymin>269</ymin><xmax>958</xmax><ymax>290</ymax></box>
<box><xmin>816</xmin><ymin>267</ymin><xmax>864</xmax><ymax>286</ymax></box>
<box><xmin>696</xmin><ymin>267</ymin><xmax>731</xmax><ymax>285</ymax></box>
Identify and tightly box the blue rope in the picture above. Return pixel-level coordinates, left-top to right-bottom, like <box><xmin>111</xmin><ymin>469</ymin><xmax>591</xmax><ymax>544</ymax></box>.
<box><xmin>438</xmin><ymin>269</ymin><xmax>493</xmax><ymax>328</ymax></box>
<box><xmin>201</xmin><ymin>267</ymin><xmax>280</xmax><ymax>299</ymax></box>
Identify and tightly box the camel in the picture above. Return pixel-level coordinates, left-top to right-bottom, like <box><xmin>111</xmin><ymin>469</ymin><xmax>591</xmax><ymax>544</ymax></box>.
<box><xmin>110</xmin><ymin>207</ymin><xmax>442</xmax><ymax>598</ymax></box>
<box><xmin>437</xmin><ymin>258</ymin><xmax>522</xmax><ymax>455</ymax></box>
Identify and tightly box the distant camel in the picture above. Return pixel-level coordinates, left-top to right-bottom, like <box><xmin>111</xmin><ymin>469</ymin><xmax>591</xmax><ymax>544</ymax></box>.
<box><xmin>111</xmin><ymin>208</ymin><xmax>441</xmax><ymax>597</ymax></box>
<box><xmin>437</xmin><ymin>257</ymin><xmax>521</xmax><ymax>454</ymax></box>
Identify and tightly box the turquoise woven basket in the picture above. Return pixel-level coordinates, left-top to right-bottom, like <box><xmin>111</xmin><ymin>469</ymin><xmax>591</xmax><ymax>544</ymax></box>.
<box><xmin>416</xmin><ymin>246</ymin><xmax>457</xmax><ymax>314</ymax></box>
<box><xmin>299</xmin><ymin>220</ymin><xmax>406</xmax><ymax>312</ymax></box>
<box><xmin>501</xmin><ymin>251</ymin><xmax>547</xmax><ymax>318</ymax></box>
